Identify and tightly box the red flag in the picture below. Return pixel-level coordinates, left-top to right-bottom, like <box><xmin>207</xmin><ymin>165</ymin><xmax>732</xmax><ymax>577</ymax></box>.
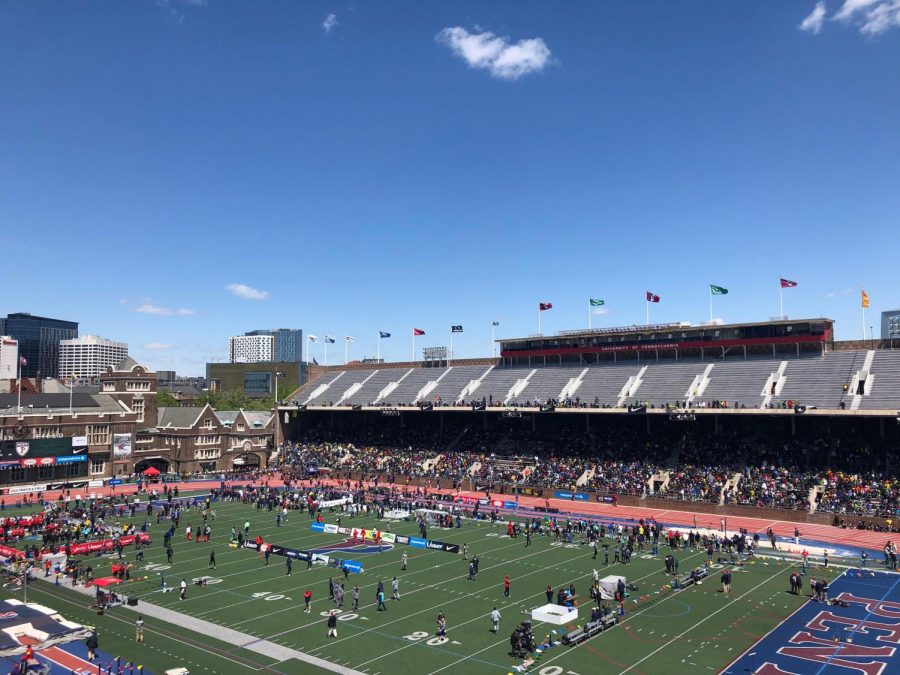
<box><xmin>646</xmin><ymin>292</ymin><xmax>660</xmax><ymax>303</ymax></box>
<box><xmin>413</xmin><ymin>328</ymin><xmax>425</xmax><ymax>336</ymax></box>
<box><xmin>780</xmin><ymin>278</ymin><xmax>798</xmax><ymax>288</ymax></box>
<box><xmin>539</xmin><ymin>302</ymin><xmax>553</xmax><ymax>311</ymax></box>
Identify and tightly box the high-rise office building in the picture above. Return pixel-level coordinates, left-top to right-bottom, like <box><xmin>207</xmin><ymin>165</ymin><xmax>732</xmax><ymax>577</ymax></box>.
<box><xmin>0</xmin><ymin>336</ymin><xmax>18</xmax><ymax>380</ymax></box>
<box><xmin>245</xmin><ymin>329</ymin><xmax>303</xmax><ymax>362</ymax></box>
<box><xmin>229</xmin><ymin>334</ymin><xmax>275</xmax><ymax>363</ymax></box>
<box><xmin>1</xmin><ymin>313</ymin><xmax>78</xmax><ymax>378</ymax></box>
<box><xmin>882</xmin><ymin>310</ymin><xmax>900</xmax><ymax>340</ymax></box>
<box><xmin>59</xmin><ymin>335</ymin><xmax>129</xmax><ymax>381</ymax></box>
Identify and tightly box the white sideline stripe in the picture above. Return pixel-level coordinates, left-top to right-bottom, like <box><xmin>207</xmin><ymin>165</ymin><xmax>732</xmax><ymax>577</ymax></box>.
<box><xmin>424</xmin><ymin>551</ymin><xmax>705</xmax><ymax>675</ymax></box>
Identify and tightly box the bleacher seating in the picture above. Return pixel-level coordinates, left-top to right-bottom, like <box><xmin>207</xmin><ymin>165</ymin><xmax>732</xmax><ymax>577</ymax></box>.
<box><xmin>693</xmin><ymin>359</ymin><xmax>774</xmax><ymax>408</ymax></box>
<box><xmin>863</xmin><ymin>350</ymin><xmax>900</xmax><ymax>410</ymax></box>
<box><xmin>290</xmin><ymin>349</ymin><xmax>891</xmax><ymax>410</ymax></box>
<box><xmin>515</xmin><ymin>366</ymin><xmax>581</xmax><ymax>404</ymax></box>
<box><xmin>625</xmin><ymin>361</ymin><xmax>704</xmax><ymax>407</ymax></box>
<box><xmin>575</xmin><ymin>365</ymin><xmax>640</xmax><ymax>406</ymax></box>
<box><xmin>776</xmin><ymin>351</ymin><xmax>863</xmax><ymax>408</ymax></box>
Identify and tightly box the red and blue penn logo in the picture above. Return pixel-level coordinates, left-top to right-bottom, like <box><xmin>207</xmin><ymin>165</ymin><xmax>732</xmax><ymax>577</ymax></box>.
<box><xmin>309</xmin><ymin>537</ymin><xmax>393</xmax><ymax>555</ymax></box>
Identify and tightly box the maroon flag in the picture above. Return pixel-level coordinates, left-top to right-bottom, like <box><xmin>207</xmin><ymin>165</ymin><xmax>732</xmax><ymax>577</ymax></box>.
<box><xmin>646</xmin><ymin>292</ymin><xmax>660</xmax><ymax>303</ymax></box>
<box><xmin>539</xmin><ymin>302</ymin><xmax>553</xmax><ymax>311</ymax></box>
<box><xmin>780</xmin><ymin>278</ymin><xmax>798</xmax><ymax>288</ymax></box>
<box><xmin>413</xmin><ymin>328</ymin><xmax>425</xmax><ymax>336</ymax></box>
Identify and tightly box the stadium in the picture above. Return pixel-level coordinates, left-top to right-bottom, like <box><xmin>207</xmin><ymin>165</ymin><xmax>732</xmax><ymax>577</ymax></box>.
<box><xmin>2</xmin><ymin>315</ymin><xmax>900</xmax><ymax>674</ymax></box>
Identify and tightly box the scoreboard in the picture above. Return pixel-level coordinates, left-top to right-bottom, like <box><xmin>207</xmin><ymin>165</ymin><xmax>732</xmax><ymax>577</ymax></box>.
<box><xmin>0</xmin><ymin>438</ymin><xmax>88</xmax><ymax>468</ymax></box>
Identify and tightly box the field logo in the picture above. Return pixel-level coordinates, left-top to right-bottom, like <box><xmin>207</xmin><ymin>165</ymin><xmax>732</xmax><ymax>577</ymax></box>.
<box><xmin>309</xmin><ymin>537</ymin><xmax>393</xmax><ymax>555</ymax></box>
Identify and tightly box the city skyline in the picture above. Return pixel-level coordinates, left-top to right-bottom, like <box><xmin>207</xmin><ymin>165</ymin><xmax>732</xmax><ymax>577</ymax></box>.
<box><xmin>2</xmin><ymin>2</ymin><xmax>898</xmax><ymax>375</ymax></box>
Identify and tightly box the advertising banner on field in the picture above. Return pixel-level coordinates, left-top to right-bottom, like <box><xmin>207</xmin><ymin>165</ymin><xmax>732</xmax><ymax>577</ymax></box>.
<box><xmin>66</xmin><ymin>532</ymin><xmax>150</xmax><ymax>556</ymax></box>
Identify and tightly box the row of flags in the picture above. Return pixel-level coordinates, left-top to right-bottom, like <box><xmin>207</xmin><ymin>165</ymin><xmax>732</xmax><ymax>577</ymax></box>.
<box><xmin>307</xmin><ymin>323</ymin><xmax>503</xmax><ymax>342</ymax></box>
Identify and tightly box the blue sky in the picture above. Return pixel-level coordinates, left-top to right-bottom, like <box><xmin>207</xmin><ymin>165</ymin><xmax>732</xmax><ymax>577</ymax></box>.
<box><xmin>1</xmin><ymin>1</ymin><xmax>899</xmax><ymax>375</ymax></box>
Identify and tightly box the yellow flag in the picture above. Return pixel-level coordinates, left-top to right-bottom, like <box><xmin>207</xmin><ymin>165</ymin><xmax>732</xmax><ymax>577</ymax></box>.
<box><xmin>862</xmin><ymin>289</ymin><xmax>870</xmax><ymax>308</ymax></box>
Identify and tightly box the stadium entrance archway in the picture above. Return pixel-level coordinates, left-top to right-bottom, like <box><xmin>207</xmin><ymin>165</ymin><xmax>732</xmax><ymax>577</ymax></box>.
<box><xmin>134</xmin><ymin>457</ymin><xmax>170</xmax><ymax>474</ymax></box>
<box><xmin>233</xmin><ymin>453</ymin><xmax>262</xmax><ymax>470</ymax></box>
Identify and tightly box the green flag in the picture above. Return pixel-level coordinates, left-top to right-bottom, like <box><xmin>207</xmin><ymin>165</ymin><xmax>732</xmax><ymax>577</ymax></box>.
<box><xmin>589</xmin><ymin>298</ymin><xmax>605</xmax><ymax>306</ymax></box>
<box><xmin>710</xmin><ymin>285</ymin><xmax>728</xmax><ymax>295</ymax></box>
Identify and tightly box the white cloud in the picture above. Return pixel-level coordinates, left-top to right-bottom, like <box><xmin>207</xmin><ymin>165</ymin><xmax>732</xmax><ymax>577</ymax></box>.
<box><xmin>825</xmin><ymin>289</ymin><xmax>853</xmax><ymax>299</ymax></box>
<box><xmin>135</xmin><ymin>304</ymin><xmax>196</xmax><ymax>316</ymax></box>
<box><xmin>436</xmin><ymin>27</ymin><xmax>552</xmax><ymax>80</ymax></box>
<box><xmin>591</xmin><ymin>307</ymin><xmax>611</xmax><ymax>316</ymax></box>
<box><xmin>820</xmin><ymin>0</ymin><xmax>900</xmax><ymax>35</ymax></box>
<box><xmin>860</xmin><ymin>0</ymin><xmax>900</xmax><ymax>34</ymax></box>
<box><xmin>800</xmin><ymin>2</ymin><xmax>828</xmax><ymax>33</ymax></box>
<box><xmin>226</xmin><ymin>283</ymin><xmax>269</xmax><ymax>301</ymax></box>
<box><xmin>143</xmin><ymin>342</ymin><xmax>172</xmax><ymax>350</ymax></box>
<box><xmin>835</xmin><ymin>0</ymin><xmax>880</xmax><ymax>20</ymax></box>
<box><xmin>322</xmin><ymin>13</ymin><xmax>338</xmax><ymax>33</ymax></box>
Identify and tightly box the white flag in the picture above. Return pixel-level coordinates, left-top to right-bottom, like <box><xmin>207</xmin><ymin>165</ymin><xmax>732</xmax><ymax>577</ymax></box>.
<box><xmin>345</xmin><ymin>336</ymin><xmax>354</xmax><ymax>342</ymax></box>
<box><xmin>308</xmin><ymin>335</ymin><xmax>318</xmax><ymax>342</ymax></box>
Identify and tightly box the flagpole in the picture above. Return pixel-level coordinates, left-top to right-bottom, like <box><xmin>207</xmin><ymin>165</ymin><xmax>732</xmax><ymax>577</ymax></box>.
<box><xmin>324</xmin><ymin>339</ymin><xmax>328</xmax><ymax>367</ymax></box>
<box><xmin>862</xmin><ymin>291</ymin><xmax>867</xmax><ymax>340</ymax></box>
<box><xmin>449</xmin><ymin>330</ymin><xmax>453</xmax><ymax>364</ymax></box>
<box><xmin>344</xmin><ymin>339</ymin><xmax>348</xmax><ymax>365</ymax></box>
<box><xmin>412</xmin><ymin>333</ymin><xmax>415</xmax><ymax>362</ymax></box>
<box><xmin>646</xmin><ymin>298</ymin><xmax>649</xmax><ymax>325</ymax></box>
<box><xmin>377</xmin><ymin>335</ymin><xmax>381</xmax><ymax>363</ymax></box>
<box><xmin>491</xmin><ymin>323</ymin><xmax>495</xmax><ymax>359</ymax></box>
<box><xmin>588</xmin><ymin>301</ymin><xmax>592</xmax><ymax>330</ymax></box>
<box><xmin>538</xmin><ymin>306</ymin><xmax>541</xmax><ymax>335</ymax></box>
<box><xmin>16</xmin><ymin>359</ymin><xmax>22</xmax><ymax>414</ymax></box>
<box><xmin>69</xmin><ymin>373</ymin><xmax>74</xmax><ymax>416</ymax></box>
<box><xmin>709</xmin><ymin>287</ymin><xmax>713</xmax><ymax>323</ymax></box>
<box><xmin>779</xmin><ymin>282</ymin><xmax>784</xmax><ymax>319</ymax></box>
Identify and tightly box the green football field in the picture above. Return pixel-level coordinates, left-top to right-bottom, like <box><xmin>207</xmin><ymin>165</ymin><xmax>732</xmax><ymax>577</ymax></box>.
<box><xmin>4</xmin><ymin>496</ymin><xmax>842</xmax><ymax>674</ymax></box>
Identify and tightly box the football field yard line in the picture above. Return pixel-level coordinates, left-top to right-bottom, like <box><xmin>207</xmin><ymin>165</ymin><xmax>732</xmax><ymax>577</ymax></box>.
<box><xmin>534</xmin><ymin>559</ymin><xmax>788</xmax><ymax>675</ymax></box>
<box><xmin>254</xmin><ymin>532</ymin><xmax>555</xmax><ymax>643</ymax></box>
<box><xmin>421</xmin><ymin>551</ymin><xmax>708</xmax><ymax>675</ymax></box>
<box><xmin>347</xmin><ymin>545</ymin><xmax>694</xmax><ymax>670</ymax></box>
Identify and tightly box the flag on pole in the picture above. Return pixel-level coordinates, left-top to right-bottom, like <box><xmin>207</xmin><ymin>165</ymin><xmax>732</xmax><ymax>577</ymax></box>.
<box><xmin>379</xmin><ymin>331</ymin><xmax>391</xmax><ymax>338</ymax></box>
<box><xmin>324</xmin><ymin>336</ymin><xmax>336</xmax><ymax>344</ymax></box>
<box><xmin>308</xmin><ymin>335</ymin><xmax>318</xmax><ymax>342</ymax></box>
<box><xmin>646</xmin><ymin>292</ymin><xmax>660</xmax><ymax>303</ymax></box>
<box><xmin>539</xmin><ymin>302</ymin><xmax>553</xmax><ymax>311</ymax></box>
<box><xmin>780</xmin><ymin>278</ymin><xmax>798</xmax><ymax>288</ymax></box>
<box><xmin>862</xmin><ymin>289</ymin><xmax>870</xmax><ymax>308</ymax></box>
<box><xmin>589</xmin><ymin>299</ymin><xmax>605</xmax><ymax>307</ymax></box>
<box><xmin>345</xmin><ymin>335</ymin><xmax>354</xmax><ymax>342</ymax></box>
<box><xmin>413</xmin><ymin>328</ymin><xmax>425</xmax><ymax>336</ymax></box>
<box><xmin>710</xmin><ymin>285</ymin><xmax>728</xmax><ymax>295</ymax></box>
<box><xmin>492</xmin><ymin>321</ymin><xmax>500</xmax><ymax>326</ymax></box>
<box><xmin>451</xmin><ymin>325</ymin><xmax>463</xmax><ymax>333</ymax></box>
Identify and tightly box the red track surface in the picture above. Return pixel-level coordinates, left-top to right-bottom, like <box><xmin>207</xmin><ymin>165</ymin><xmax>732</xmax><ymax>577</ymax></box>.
<box><xmin>28</xmin><ymin>477</ymin><xmax>895</xmax><ymax>552</ymax></box>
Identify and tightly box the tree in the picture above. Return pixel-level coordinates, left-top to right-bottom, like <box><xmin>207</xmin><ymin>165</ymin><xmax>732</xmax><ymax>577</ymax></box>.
<box><xmin>157</xmin><ymin>390</ymin><xmax>179</xmax><ymax>407</ymax></box>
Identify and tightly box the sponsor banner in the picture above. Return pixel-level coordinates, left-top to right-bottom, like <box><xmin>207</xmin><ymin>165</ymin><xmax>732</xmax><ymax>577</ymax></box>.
<box><xmin>425</xmin><ymin>540</ymin><xmax>460</xmax><ymax>554</ymax></box>
<box><xmin>553</xmin><ymin>490</ymin><xmax>590</xmax><ymax>501</ymax></box>
<box><xmin>113</xmin><ymin>434</ymin><xmax>132</xmax><ymax>458</ymax></box>
<box><xmin>338</xmin><ymin>560</ymin><xmax>364</xmax><ymax>574</ymax></box>
<box><xmin>88</xmin><ymin>480</ymin><xmax>104</xmax><ymax>488</ymax></box>
<box><xmin>318</xmin><ymin>496</ymin><xmax>353</xmax><ymax>508</ymax></box>
<box><xmin>394</xmin><ymin>535</ymin><xmax>410</xmax><ymax>545</ymax></box>
<box><xmin>322</xmin><ymin>523</ymin><xmax>340</xmax><ymax>534</ymax></box>
<box><xmin>310</xmin><ymin>522</ymin><xmax>325</xmax><ymax>532</ymax></box>
<box><xmin>554</xmin><ymin>490</ymin><xmax>574</xmax><ymax>499</ymax></box>
<box><xmin>0</xmin><ymin>544</ymin><xmax>25</xmax><ymax>559</ymax></box>
<box><xmin>108</xmin><ymin>479</ymin><xmax>123</xmax><ymax>486</ymax></box>
<box><xmin>503</xmin><ymin>501</ymin><xmax>518</xmax><ymax>510</ymax></box>
<box><xmin>408</xmin><ymin>537</ymin><xmax>427</xmax><ymax>549</ymax></box>
<box><xmin>5</xmin><ymin>484</ymin><xmax>48</xmax><ymax>496</ymax></box>
<box><xmin>67</xmin><ymin>533</ymin><xmax>150</xmax><ymax>556</ymax></box>
<box><xmin>0</xmin><ymin>460</ymin><xmax>20</xmax><ymax>469</ymax></box>
<box><xmin>72</xmin><ymin>436</ymin><xmax>88</xmax><ymax>447</ymax></box>
<box><xmin>47</xmin><ymin>481</ymin><xmax>88</xmax><ymax>490</ymax></box>
<box><xmin>56</xmin><ymin>455</ymin><xmax>86</xmax><ymax>465</ymax></box>
<box><xmin>477</xmin><ymin>498</ymin><xmax>490</xmax><ymax>506</ymax></box>
<box><xmin>573</xmin><ymin>492</ymin><xmax>590</xmax><ymax>502</ymax></box>
<box><xmin>597</xmin><ymin>495</ymin><xmax>615</xmax><ymax>503</ymax></box>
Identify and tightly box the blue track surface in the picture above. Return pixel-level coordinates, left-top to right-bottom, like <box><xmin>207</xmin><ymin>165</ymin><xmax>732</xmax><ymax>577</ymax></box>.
<box><xmin>725</xmin><ymin>569</ymin><xmax>900</xmax><ymax>674</ymax></box>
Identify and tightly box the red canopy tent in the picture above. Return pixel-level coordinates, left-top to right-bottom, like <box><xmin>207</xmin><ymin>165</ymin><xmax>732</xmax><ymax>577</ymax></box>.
<box><xmin>142</xmin><ymin>467</ymin><xmax>160</xmax><ymax>477</ymax></box>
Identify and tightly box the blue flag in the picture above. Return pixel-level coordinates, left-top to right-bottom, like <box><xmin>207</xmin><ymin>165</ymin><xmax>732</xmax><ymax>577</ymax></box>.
<box><xmin>379</xmin><ymin>331</ymin><xmax>391</xmax><ymax>338</ymax></box>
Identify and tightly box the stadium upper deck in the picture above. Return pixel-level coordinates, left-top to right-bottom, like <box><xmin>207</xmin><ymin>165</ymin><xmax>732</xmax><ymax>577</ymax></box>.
<box><xmin>283</xmin><ymin>318</ymin><xmax>900</xmax><ymax>414</ymax></box>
